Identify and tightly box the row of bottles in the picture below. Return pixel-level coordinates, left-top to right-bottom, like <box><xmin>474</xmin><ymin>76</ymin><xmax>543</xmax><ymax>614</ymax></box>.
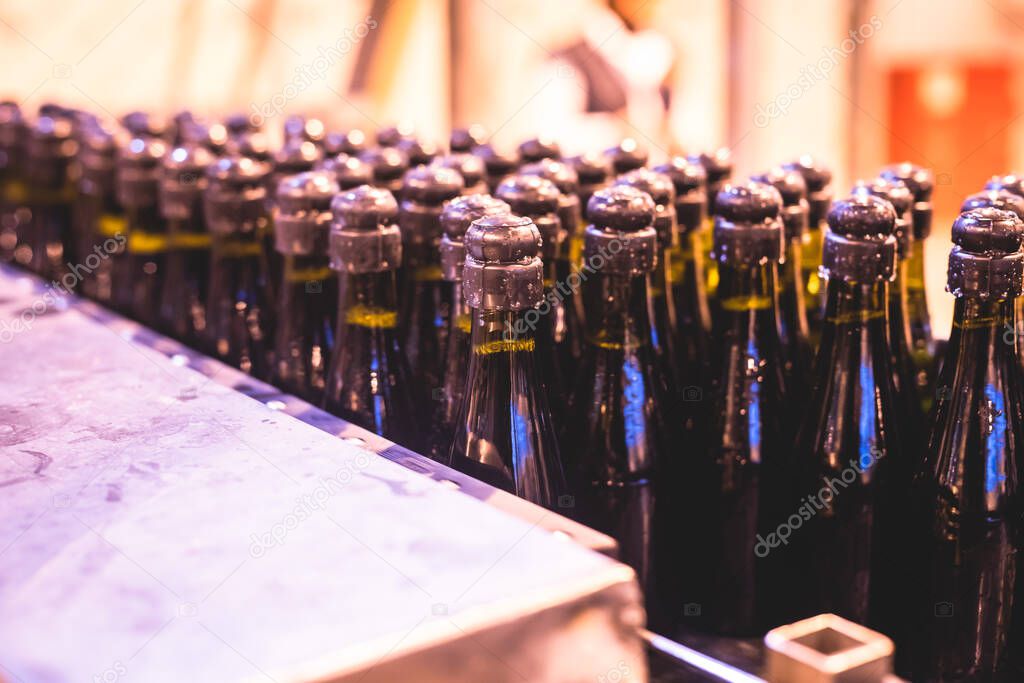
<box><xmin>3</xmin><ymin>101</ymin><xmax>1023</xmax><ymax>681</ymax></box>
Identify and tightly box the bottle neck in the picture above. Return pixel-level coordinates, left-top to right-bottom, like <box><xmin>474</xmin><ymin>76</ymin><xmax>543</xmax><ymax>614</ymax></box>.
<box><xmin>944</xmin><ymin>296</ymin><xmax>1017</xmax><ymax>374</ymax></box>
<box><xmin>714</xmin><ymin>259</ymin><xmax>782</xmax><ymax>337</ymax></box>
<box><xmin>584</xmin><ymin>271</ymin><xmax>653</xmax><ymax>349</ymax></box>
<box><xmin>337</xmin><ymin>270</ymin><xmax>400</xmax><ymax>332</ymax></box>
<box><xmin>475</xmin><ymin>308</ymin><xmax>538</xmax><ymax>354</ymax></box>
<box><xmin>818</xmin><ymin>278</ymin><xmax>890</xmax><ymax>354</ymax></box>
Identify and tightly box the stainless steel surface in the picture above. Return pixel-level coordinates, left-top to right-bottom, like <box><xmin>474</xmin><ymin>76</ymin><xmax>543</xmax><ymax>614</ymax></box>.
<box><xmin>0</xmin><ymin>267</ymin><xmax>643</xmax><ymax>683</ymax></box>
<box><xmin>764</xmin><ymin>614</ymin><xmax>895</xmax><ymax>683</ymax></box>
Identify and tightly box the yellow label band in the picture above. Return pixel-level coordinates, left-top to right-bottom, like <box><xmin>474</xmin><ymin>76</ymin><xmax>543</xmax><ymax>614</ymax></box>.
<box><xmin>953</xmin><ymin>315</ymin><xmax>1008</xmax><ymax>330</ymax></box>
<box><xmin>173</xmin><ymin>233</ymin><xmax>212</xmax><ymax>249</ymax></box>
<box><xmin>414</xmin><ymin>265</ymin><xmax>445</xmax><ymax>282</ymax></box>
<box><xmin>455</xmin><ymin>314</ymin><xmax>471</xmax><ymax>334</ymax></box>
<box><xmin>215</xmin><ymin>240</ymin><xmax>264</xmax><ymax>258</ymax></box>
<box><xmin>474</xmin><ymin>338</ymin><xmax>536</xmax><ymax>354</ymax></box>
<box><xmin>720</xmin><ymin>295</ymin><xmax>772</xmax><ymax>312</ymax></box>
<box><xmin>98</xmin><ymin>214</ymin><xmax>127</xmax><ymax>238</ymax></box>
<box><xmin>345</xmin><ymin>305</ymin><xmax>397</xmax><ymax>329</ymax></box>
<box><xmin>286</xmin><ymin>266</ymin><xmax>334</xmax><ymax>283</ymax></box>
<box><xmin>827</xmin><ymin>309</ymin><xmax>886</xmax><ymax>324</ymax></box>
<box><xmin>128</xmin><ymin>231</ymin><xmax>172</xmax><ymax>254</ymax></box>
<box><xmin>1</xmin><ymin>180</ymin><xmax>28</xmax><ymax>204</ymax></box>
<box><xmin>27</xmin><ymin>185</ymin><xmax>76</xmax><ymax>205</ymax></box>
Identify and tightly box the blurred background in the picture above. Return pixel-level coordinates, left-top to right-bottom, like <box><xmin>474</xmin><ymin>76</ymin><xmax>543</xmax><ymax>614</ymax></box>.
<box><xmin>2</xmin><ymin>0</ymin><xmax>1023</xmax><ymax>331</ymax></box>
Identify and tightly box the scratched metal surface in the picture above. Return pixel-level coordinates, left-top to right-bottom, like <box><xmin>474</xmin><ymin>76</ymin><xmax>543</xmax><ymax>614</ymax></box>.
<box><xmin>0</xmin><ymin>269</ymin><xmax>644</xmax><ymax>683</ymax></box>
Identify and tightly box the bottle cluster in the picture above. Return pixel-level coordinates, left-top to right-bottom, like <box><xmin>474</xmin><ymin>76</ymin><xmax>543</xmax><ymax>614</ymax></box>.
<box><xmin>3</xmin><ymin>102</ymin><xmax>1024</xmax><ymax>680</ymax></box>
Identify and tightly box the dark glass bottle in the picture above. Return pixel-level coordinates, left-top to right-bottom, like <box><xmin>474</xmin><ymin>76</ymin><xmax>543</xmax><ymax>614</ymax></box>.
<box><xmin>283</xmin><ymin>114</ymin><xmax>325</xmax><ymax>147</ymax></box>
<box><xmin>0</xmin><ymin>102</ymin><xmax>27</xmax><ymax>264</ymax></box>
<box><xmin>398</xmin><ymin>165</ymin><xmax>464</xmax><ymax>402</ymax></box>
<box><xmin>116</xmin><ymin>137</ymin><xmax>169</xmax><ymax>327</ymax></box>
<box><xmin>783</xmin><ymin>156</ymin><xmax>833</xmax><ymax>347</ymax></box>
<box><xmin>271</xmin><ymin>171</ymin><xmax>340</xmax><ymax>403</ymax></box>
<box><xmin>376</xmin><ymin>123</ymin><xmax>416</xmax><ymax>148</ymax></box>
<box><xmin>449</xmin><ymin>125</ymin><xmax>486</xmax><ymax>154</ymax></box>
<box><xmin>613</xmin><ymin>168</ymin><xmax>679</xmax><ymax>385</ymax></box>
<box><xmin>396</xmin><ymin>137</ymin><xmax>439</xmax><ymax>168</ymax></box>
<box><xmin>569</xmin><ymin>151</ymin><xmax>611</xmax><ymax>268</ymax></box>
<box><xmin>433</xmin><ymin>153</ymin><xmax>488</xmax><ymax>195</ymax></box>
<box><xmin>881</xmin><ymin>162</ymin><xmax>935</xmax><ymax>405</ymax></box>
<box><xmin>909</xmin><ymin>207</ymin><xmax>1024</xmax><ymax>682</ymax></box>
<box><xmin>495</xmin><ymin>174</ymin><xmax>569</xmax><ymax>412</ymax></box>
<box><xmin>157</xmin><ymin>143</ymin><xmax>214</xmax><ymax>343</ymax></box>
<box><xmin>605</xmin><ymin>138</ymin><xmax>648</xmax><ymax>175</ymax></box>
<box><xmin>433</xmin><ymin>194</ymin><xmax>511</xmax><ymax>458</ymax></box>
<box><xmin>24</xmin><ymin>113</ymin><xmax>77</xmax><ymax>282</ymax></box>
<box><xmin>792</xmin><ymin>193</ymin><xmax>908</xmax><ymax>635</ymax></box>
<box><xmin>693</xmin><ymin>181</ymin><xmax>791</xmax><ymax>635</ymax></box>
<box><xmin>982</xmin><ymin>176</ymin><xmax>1024</xmax><ymax>374</ymax></box>
<box><xmin>695</xmin><ymin>149</ymin><xmax>733</xmax><ymax>306</ymax></box>
<box><xmin>358</xmin><ymin>146</ymin><xmax>409</xmax><ymax>195</ymax></box>
<box><xmin>752</xmin><ymin>167</ymin><xmax>812</xmax><ymax>390</ymax></box>
<box><xmin>315</xmin><ymin>152</ymin><xmax>373</xmax><ymax>190</ymax></box>
<box><xmin>74</xmin><ymin>124</ymin><xmax>120</xmax><ymax>301</ymax></box>
<box><xmin>323</xmin><ymin>185</ymin><xmax>422</xmax><ymax>448</ymax></box>
<box><xmin>473</xmin><ymin>143</ymin><xmax>519</xmax><ymax>194</ymax></box>
<box><xmin>517</xmin><ymin>136</ymin><xmax>560</xmax><ymax>164</ymax></box>
<box><xmin>448</xmin><ymin>213</ymin><xmax>566</xmax><ymax>507</ymax></box>
<box><xmin>855</xmin><ymin>178</ymin><xmax>925</xmax><ymax>451</ymax></box>
<box><xmin>653</xmin><ymin>156</ymin><xmax>711</xmax><ymax>427</ymax></box>
<box><xmin>567</xmin><ymin>185</ymin><xmax>669</xmax><ymax>612</ymax></box>
<box><xmin>265</xmin><ymin>140</ymin><xmax>322</xmax><ymax>297</ymax></box>
<box><xmin>202</xmin><ymin>155</ymin><xmax>274</xmax><ymax>378</ymax></box>
<box><xmin>520</xmin><ymin>158</ymin><xmax>587</xmax><ymax>380</ymax></box>
<box><xmin>323</xmin><ymin>128</ymin><xmax>368</xmax><ymax>158</ymax></box>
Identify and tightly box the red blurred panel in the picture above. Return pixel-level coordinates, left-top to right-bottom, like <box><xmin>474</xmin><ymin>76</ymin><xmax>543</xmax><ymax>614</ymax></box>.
<box><xmin>888</xmin><ymin>64</ymin><xmax>1012</xmax><ymax>220</ymax></box>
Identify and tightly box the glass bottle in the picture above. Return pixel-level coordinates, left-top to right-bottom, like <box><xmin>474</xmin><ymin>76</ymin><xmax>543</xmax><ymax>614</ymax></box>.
<box><xmin>398</xmin><ymin>165</ymin><xmax>464</xmax><ymax>402</ymax></box>
<box><xmin>521</xmin><ymin>158</ymin><xmax>587</xmax><ymax>381</ymax></box>
<box><xmin>881</xmin><ymin>162</ymin><xmax>935</xmax><ymax>406</ymax></box>
<box><xmin>695</xmin><ymin>181</ymin><xmax>792</xmax><ymax>635</ymax></box>
<box><xmin>695</xmin><ymin>149</ymin><xmax>732</xmax><ymax>308</ymax></box>
<box><xmin>447</xmin><ymin>213</ymin><xmax>566</xmax><ymax>508</ymax></box>
<box><xmin>433</xmin><ymin>193</ymin><xmax>511</xmax><ymax>458</ymax></box>
<box><xmin>605</xmin><ymin>138</ymin><xmax>648</xmax><ymax>175</ymax></box>
<box><xmin>983</xmin><ymin>175</ymin><xmax>1024</xmax><ymax>373</ymax></box>
<box><xmin>358</xmin><ymin>146</ymin><xmax>409</xmax><ymax>196</ymax></box>
<box><xmin>116</xmin><ymin>136</ymin><xmax>169</xmax><ymax>328</ymax></box>
<box><xmin>855</xmin><ymin>178</ymin><xmax>924</xmax><ymax>453</ymax></box>
<box><xmin>315</xmin><ymin>152</ymin><xmax>373</xmax><ymax>191</ymax></box>
<box><xmin>323</xmin><ymin>128</ymin><xmax>368</xmax><ymax>158</ymax></box>
<box><xmin>569</xmin><ymin>151</ymin><xmax>611</xmax><ymax>268</ymax></box>
<box><xmin>432</xmin><ymin>152</ymin><xmax>488</xmax><ymax>196</ymax></box>
<box><xmin>752</xmin><ymin>167</ymin><xmax>812</xmax><ymax>391</ymax></box>
<box><xmin>157</xmin><ymin>143</ymin><xmax>214</xmax><ymax>343</ymax></box>
<box><xmin>567</xmin><ymin>185</ymin><xmax>670</xmax><ymax>615</ymax></box>
<box><xmin>495</xmin><ymin>174</ymin><xmax>568</xmax><ymax>415</ymax></box>
<box><xmin>653</xmin><ymin>156</ymin><xmax>711</xmax><ymax>431</ymax></box>
<box><xmin>271</xmin><ymin>171</ymin><xmax>339</xmax><ymax>403</ymax></box>
<box><xmin>792</xmin><ymin>193</ymin><xmax>908</xmax><ymax>636</ymax></box>
<box><xmin>613</xmin><ymin>168</ymin><xmax>679</xmax><ymax>386</ymax></box>
<box><xmin>908</xmin><ymin>207</ymin><xmax>1024</xmax><ymax>681</ymax></box>
<box><xmin>74</xmin><ymin>123</ymin><xmax>121</xmax><ymax>301</ymax></box>
<box><xmin>783</xmin><ymin>155</ymin><xmax>833</xmax><ymax>347</ymax></box>
<box><xmin>24</xmin><ymin>112</ymin><xmax>77</xmax><ymax>282</ymax></box>
<box><xmin>322</xmin><ymin>185</ymin><xmax>422</xmax><ymax>449</ymax></box>
<box><xmin>517</xmin><ymin>136</ymin><xmax>560</xmax><ymax>164</ymax></box>
<box><xmin>265</xmin><ymin>140</ymin><xmax>322</xmax><ymax>300</ymax></box>
<box><xmin>0</xmin><ymin>102</ymin><xmax>26</xmax><ymax>264</ymax></box>
<box><xmin>449</xmin><ymin>125</ymin><xmax>486</xmax><ymax>154</ymax></box>
<box><xmin>473</xmin><ymin>143</ymin><xmax>519</xmax><ymax>195</ymax></box>
<box><xmin>202</xmin><ymin>155</ymin><xmax>275</xmax><ymax>378</ymax></box>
